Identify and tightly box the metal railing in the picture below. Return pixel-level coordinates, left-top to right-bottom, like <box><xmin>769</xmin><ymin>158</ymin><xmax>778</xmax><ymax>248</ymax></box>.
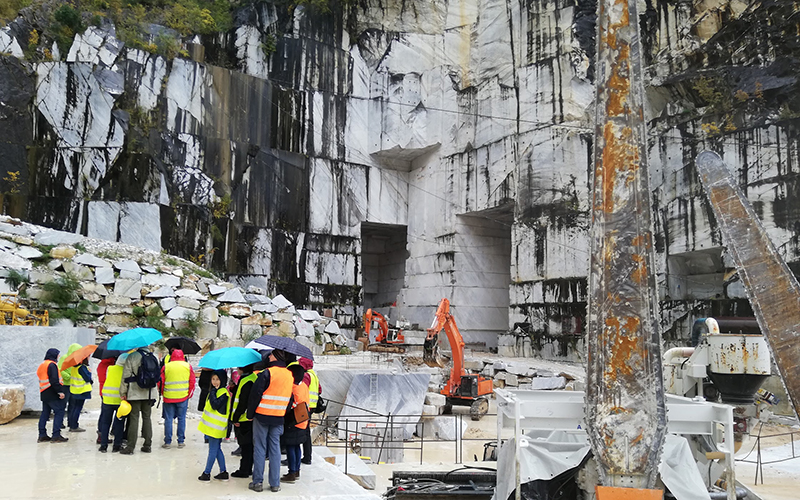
<box><xmin>315</xmin><ymin>398</ymin><xmax>497</xmax><ymax>471</ymax></box>
<box><xmin>735</xmin><ymin>422</ymin><xmax>800</xmax><ymax>484</ymax></box>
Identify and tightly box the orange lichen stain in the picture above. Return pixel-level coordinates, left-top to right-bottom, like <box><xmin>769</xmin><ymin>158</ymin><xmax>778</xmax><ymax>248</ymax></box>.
<box><xmin>601</xmin><ymin>0</ymin><xmax>630</xmax><ymax>49</ymax></box>
<box><xmin>600</xmin><ymin>123</ymin><xmax>639</xmax><ymax>212</ymax></box>
<box><xmin>630</xmin><ymin>432</ymin><xmax>644</xmax><ymax>446</ymax></box>
<box><xmin>606</xmin><ymin>45</ymin><xmax>631</xmax><ymax>117</ymax></box>
<box><xmin>631</xmin><ymin>253</ymin><xmax>647</xmax><ymax>284</ymax></box>
<box><xmin>604</xmin><ymin>316</ymin><xmax>642</xmax><ymax>380</ymax></box>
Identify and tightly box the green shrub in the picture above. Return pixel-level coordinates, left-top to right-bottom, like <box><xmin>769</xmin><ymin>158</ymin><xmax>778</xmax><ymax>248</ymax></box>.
<box><xmin>172</xmin><ymin>311</ymin><xmax>201</xmax><ymax>338</ymax></box>
<box><xmin>4</xmin><ymin>269</ymin><xmax>29</xmax><ymax>291</ymax></box>
<box><xmin>132</xmin><ymin>306</ymin><xmax>146</xmax><ymax>317</ymax></box>
<box><xmin>41</xmin><ymin>272</ymin><xmax>81</xmax><ymax>307</ymax></box>
<box><xmin>339</xmin><ymin>346</ymin><xmax>352</xmax><ymax>355</ymax></box>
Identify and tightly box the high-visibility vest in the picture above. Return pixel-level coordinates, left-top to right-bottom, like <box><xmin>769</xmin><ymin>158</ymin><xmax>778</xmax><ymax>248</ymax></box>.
<box><xmin>308</xmin><ymin>369</ymin><xmax>320</xmax><ymax>409</ymax></box>
<box><xmin>255</xmin><ymin>366</ymin><xmax>293</xmax><ymax>417</ymax></box>
<box><xmin>37</xmin><ymin>360</ymin><xmax>61</xmax><ymax>392</ymax></box>
<box><xmin>59</xmin><ymin>357</ymin><xmax>71</xmax><ymax>386</ymax></box>
<box><xmin>163</xmin><ymin>360</ymin><xmax>192</xmax><ymax>400</ymax></box>
<box><xmin>102</xmin><ymin>365</ymin><xmax>123</xmax><ymax>405</ymax></box>
<box><xmin>291</xmin><ymin>382</ymin><xmax>311</xmax><ymax>430</ymax></box>
<box><xmin>198</xmin><ymin>387</ymin><xmax>230</xmax><ymax>439</ymax></box>
<box><xmin>233</xmin><ymin>372</ymin><xmax>258</xmax><ymax>423</ymax></box>
<box><xmin>69</xmin><ymin>366</ymin><xmax>92</xmax><ymax>395</ymax></box>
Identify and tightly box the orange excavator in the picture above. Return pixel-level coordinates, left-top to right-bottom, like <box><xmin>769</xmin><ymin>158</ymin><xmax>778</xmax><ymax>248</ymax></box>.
<box><xmin>364</xmin><ymin>308</ymin><xmax>406</xmax><ymax>345</ymax></box>
<box><xmin>423</xmin><ymin>298</ymin><xmax>493</xmax><ymax>420</ymax></box>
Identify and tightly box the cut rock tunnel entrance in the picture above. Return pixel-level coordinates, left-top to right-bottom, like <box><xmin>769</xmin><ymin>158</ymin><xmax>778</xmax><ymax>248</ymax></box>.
<box><xmin>361</xmin><ymin>222</ymin><xmax>409</xmax><ymax>320</ymax></box>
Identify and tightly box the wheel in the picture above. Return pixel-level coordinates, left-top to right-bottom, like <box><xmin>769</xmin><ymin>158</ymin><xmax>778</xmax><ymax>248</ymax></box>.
<box><xmin>470</xmin><ymin>397</ymin><xmax>489</xmax><ymax>421</ymax></box>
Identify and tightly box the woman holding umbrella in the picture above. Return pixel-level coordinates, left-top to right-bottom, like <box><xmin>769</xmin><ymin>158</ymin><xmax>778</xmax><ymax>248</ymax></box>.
<box><xmin>60</xmin><ymin>344</ymin><xmax>97</xmax><ymax>433</ymax></box>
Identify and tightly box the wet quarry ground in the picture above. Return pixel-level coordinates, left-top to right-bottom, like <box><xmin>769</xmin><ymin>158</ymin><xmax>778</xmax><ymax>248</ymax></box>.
<box><xmin>1</xmin><ymin>401</ymin><xmax>380</xmax><ymax>500</ymax></box>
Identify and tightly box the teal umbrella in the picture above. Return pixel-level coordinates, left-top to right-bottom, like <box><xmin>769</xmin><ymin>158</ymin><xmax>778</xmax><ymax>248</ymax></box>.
<box><xmin>199</xmin><ymin>347</ymin><xmax>263</xmax><ymax>370</ymax></box>
<box><xmin>107</xmin><ymin>328</ymin><xmax>163</xmax><ymax>351</ymax></box>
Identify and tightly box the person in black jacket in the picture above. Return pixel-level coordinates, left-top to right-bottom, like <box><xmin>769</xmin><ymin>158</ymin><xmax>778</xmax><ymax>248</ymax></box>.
<box><xmin>230</xmin><ymin>363</ymin><xmax>257</xmax><ymax>478</ymax></box>
<box><xmin>38</xmin><ymin>348</ymin><xmax>68</xmax><ymax>443</ymax></box>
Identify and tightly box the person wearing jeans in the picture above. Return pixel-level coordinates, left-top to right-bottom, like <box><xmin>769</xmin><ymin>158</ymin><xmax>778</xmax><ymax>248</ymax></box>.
<box><xmin>98</xmin><ymin>356</ymin><xmax>125</xmax><ymax>452</ymax></box>
<box><xmin>163</xmin><ymin>399</ymin><xmax>189</xmax><ymax>446</ymax></box>
<box><xmin>37</xmin><ymin>348</ymin><xmax>68</xmax><ymax>443</ymax></box>
<box><xmin>247</xmin><ymin>350</ymin><xmax>293</xmax><ymax>493</ymax></box>
<box><xmin>198</xmin><ymin>371</ymin><xmax>230</xmax><ymax>482</ymax></box>
<box><xmin>159</xmin><ymin>349</ymin><xmax>195</xmax><ymax>448</ymax></box>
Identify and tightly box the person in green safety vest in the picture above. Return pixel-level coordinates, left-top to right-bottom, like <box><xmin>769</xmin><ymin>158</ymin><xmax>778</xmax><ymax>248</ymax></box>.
<box><xmin>67</xmin><ymin>357</ymin><xmax>92</xmax><ymax>432</ymax></box>
<box><xmin>198</xmin><ymin>370</ymin><xmax>230</xmax><ymax>482</ymax></box>
<box><xmin>230</xmin><ymin>363</ymin><xmax>258</xmax><ymax>478</ymax></box>
<box><xmin>58</xmin><ymin>343</ymin><xmax>81</xmax><ymax>431</ymax></box>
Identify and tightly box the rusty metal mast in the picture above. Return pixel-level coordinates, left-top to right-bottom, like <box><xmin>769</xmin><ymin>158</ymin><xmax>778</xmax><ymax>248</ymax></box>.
<box><xmin>695</xmin><ymin>151</ymin><xmax>800</xmax><ymax>418</ymax></box>
<box><xmin>585</xmin><ymin>0</ymin><xmax>667</xmax><ymax>491</ymax></box>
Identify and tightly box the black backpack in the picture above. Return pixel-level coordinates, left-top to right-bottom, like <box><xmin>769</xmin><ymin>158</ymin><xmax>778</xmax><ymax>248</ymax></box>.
<box><xmin>134</xmin><ymin>349</ymin><xmax>161</xmax><ymax>389</ymax></box>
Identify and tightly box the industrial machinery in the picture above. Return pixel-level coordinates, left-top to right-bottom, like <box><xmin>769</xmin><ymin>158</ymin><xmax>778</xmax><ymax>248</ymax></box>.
<box><xmin>664</xmin><ymin>317</ymin><xmax>774</xmax><ymax>446</ymax></box>
<box><xmin>0</xmin><ymin>292</ymin><xmax>48</xmax><ymax>326</ymax></box>
<box><xmin>364</xmin><ymin>308</ymin><xmax>405</xmax><ymax>345</ymax></box>
<box><xmin>423</xmin><ymin>298</ymin><xmax>493</xmax><ymax>420</ymax></box>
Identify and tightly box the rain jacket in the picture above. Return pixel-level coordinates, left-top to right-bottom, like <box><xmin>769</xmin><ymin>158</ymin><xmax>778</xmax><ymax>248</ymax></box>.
<box><xmin>158</xmin><ymin>349</ymin><xmax>196</xmax><ymax>403</ymax></box>
<box><xmin>40</xmin><ymin>348</ymin><xmax>65</xmax><ymax>402</ymax></box>
<box><xmin>59</xmin><ymin>343</ymin><xmax>82</xmax><ymax>387</ymax></box>
<box><xmin>120</xmin><ymin>350</ymin><xmax>153</xmax><ymax>401</ymax></box>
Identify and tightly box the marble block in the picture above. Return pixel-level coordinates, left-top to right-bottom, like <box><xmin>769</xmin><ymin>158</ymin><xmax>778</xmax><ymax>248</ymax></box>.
<box><xmin>0</xmin><ymin>384</ymin><xmax>24</xmax><ymax>424</ymax></box>
<box><xmin>73</xmin><ymin>253</ymin><xmax>111</xmax><ymax>267</ymax></box>
<box><xmin>0</xmin><ymin>326</ymin><xmax>95</xmax><ymax>411</ymax></box>
<box><xmin>217</xmin><ymin>288</ymin><xmax>246</xmax><ymax>303</ymax></box>
<box><xmin>339</xmin><ymin>372</ymin><xmax>430</xmax><ymax>439</ymax></box>
<box><xmin>271</xmin><ymin>294</ymin><xmax>293</xmax><ymax>310</ymax></box>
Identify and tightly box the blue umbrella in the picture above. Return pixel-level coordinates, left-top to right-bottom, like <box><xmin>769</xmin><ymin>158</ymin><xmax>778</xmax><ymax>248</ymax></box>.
<box><xmin>199</xmin><ymin>347</ymin><xmax>263</xmax><ymax>370</ymax></box>
<box><xmin>253</xmin><ymin>335</ymin><xmax>314</xmax><ymax>360</ymax></box>
<box><xmin>107</xmin><ymin>328</ymin><xmax>163</xmax><ymax>351</ymax></box>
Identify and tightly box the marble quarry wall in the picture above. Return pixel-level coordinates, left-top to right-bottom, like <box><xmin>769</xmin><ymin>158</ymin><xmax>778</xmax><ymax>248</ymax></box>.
<box><xmin>1</xmin><ymin>0</ymin><xmax>799</xmax><ymax>355</ymax></box>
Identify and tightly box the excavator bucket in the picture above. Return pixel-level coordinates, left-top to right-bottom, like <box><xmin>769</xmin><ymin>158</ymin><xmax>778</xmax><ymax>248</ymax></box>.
<box><xmin>423</xmin><ymin>334</ymin><xmax>444</xmax><ymax>367</ymax></box>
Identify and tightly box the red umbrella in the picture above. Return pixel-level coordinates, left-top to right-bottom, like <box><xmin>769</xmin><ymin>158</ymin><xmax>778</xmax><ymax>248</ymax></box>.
<box><xmin>60</xmin><ymin>344</ymin><xmax>97</xmax><ymax>368</ymax></box>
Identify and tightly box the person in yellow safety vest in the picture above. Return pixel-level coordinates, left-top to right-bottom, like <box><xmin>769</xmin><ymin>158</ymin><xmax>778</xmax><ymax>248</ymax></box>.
<box><xmin>98</xmin><ymin>356</ymin><xmax>125</xmax><ymax>452</ymax></box>
<box><xmin>246</xmin><ymin>349</ymin><xmax>293</xmax><ymax>493</ymax></box>
<box><xmin>58</xmin><ymin>343</ymin><xmax>81</xmax><ymax>432</ymax></box>
<box><xmin>67</xmin><ymin>357</ymin><xmax>92</xmax><ymax>432</ymax></box>
<box><xmin>198</xmin><ymin>370</ymin><xmax>230</xmax><ymax>482</ymax></box>
<box><xmin>281</xmin><ymin>363</ymin><xmax>311</xmax><ymax>483</ymax></box>
<box><xmin>297</xmin><ymin>357</ymin><xmax>320</xmax><ymax>465</ymax></box>
<box><xmin>230</xmin><ymin>363</ymin><xmax>258</xmax><ymax>478</ymax></box>
<box><xmin>159</xmin><ymin>349</ymin><xmax>195</xmax><ymax>448</ymax></box>
<box><xmin>37</xmin><ymin>348</ymin><xmax>68</xmax><ymax>443</ymax></box>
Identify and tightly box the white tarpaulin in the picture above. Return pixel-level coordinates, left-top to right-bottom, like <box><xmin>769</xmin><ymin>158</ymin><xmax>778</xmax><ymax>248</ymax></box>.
<box><xmin>494</xmin><ymin>431</ymin><xmax>711</xmax><ymax>500</ymax></box>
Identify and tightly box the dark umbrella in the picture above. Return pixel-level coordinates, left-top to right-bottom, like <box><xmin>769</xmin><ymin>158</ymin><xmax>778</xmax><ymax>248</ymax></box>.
<box><xmin>93</xmin><ymin>339</ymin><xmax>125</xmax><ymax>360</ymax></box>
<box><xmin>165</xmin><ymin>336</ymin><xmax>202</xmax><ymax>355</ymax></box>
<box><xmin>253</xmin><ymin>335</ymin><xmax>313</xmax><ymax>360</ymax></box>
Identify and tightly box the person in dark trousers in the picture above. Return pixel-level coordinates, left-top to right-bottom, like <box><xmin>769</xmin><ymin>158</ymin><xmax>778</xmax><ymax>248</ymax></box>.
<box><xmin>247</xmin><ymin>349</ymin><xmax>293</xmax><ymax>493</ymax></box>
<box><xmin>281</xmin><ymin>362</ymin><xmax>310</xmax><ymax>483</ymax></box>
<box><xmin>198</xmin><ymin>368</ymin><xmax>214</xmax><ymax>411</ymax></box>
<box><xmin>67</xmin><ymin>357</ymin><xmax>92</xmax><ymax>432</ymax></box>
<box><xmin>37</xmin><ymin>348</ymin><xmax>68</xmax><ymax>443</ymax></box>
<box><xmin>230</xmin><ymin>363</ymin><xmax>257</xmax><ymax>478</ymax></box>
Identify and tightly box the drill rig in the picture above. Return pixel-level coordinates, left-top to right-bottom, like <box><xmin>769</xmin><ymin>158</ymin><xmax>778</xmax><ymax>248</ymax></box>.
<box><xmin>423</xmin><ymin>298</ymin><xmax>493</xmax><ymax>420</ymax></box>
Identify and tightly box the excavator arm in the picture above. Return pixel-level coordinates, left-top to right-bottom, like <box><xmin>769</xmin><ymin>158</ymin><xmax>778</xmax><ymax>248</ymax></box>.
<box><xmin>423</xmin><ymin>299</ymin><xmax>465</xmax><ymax>394</ymax></box>
<box><xmin>364</xmin><ymin>308</ymin><xmax>389</xmax><ymax>342</ymax></box>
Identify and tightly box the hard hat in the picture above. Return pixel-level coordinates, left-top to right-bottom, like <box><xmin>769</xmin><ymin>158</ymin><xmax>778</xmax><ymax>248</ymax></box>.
<box><xmin>116</xmin><ymin>400</ymin><xmax>131</xmax><ymax>418</ymax></box>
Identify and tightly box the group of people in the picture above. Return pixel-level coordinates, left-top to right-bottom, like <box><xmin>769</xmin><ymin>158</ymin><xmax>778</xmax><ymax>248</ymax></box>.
<box><xmin>37</xmin><ymin>344</ymin><xmax>322</xmax><ymax>493</ymax></box>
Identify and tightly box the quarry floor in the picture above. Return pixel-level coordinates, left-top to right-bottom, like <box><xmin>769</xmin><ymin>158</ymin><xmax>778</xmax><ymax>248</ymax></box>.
<box><xmin>1</xmin><ymin>397</ymin><xmax>380</xmax><ymax>500</ymax></box>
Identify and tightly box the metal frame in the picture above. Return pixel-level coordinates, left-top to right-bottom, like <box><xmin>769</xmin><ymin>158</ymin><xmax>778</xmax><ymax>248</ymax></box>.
<box><xmin>496</xmin><ymin>389</ymin><xmax>737</xmax><ymax>500</ymax></box>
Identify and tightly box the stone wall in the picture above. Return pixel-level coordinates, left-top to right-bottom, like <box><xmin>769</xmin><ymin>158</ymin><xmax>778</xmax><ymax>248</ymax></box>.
<box><xmin>0</xmin><ymin>326</ymin><xmax>95</xmax><ymax>411</ymax></box>
<box><xmin>0</xmin><ymin>0</ymin><xmax>798</xmax><ymax>354</ymax></box>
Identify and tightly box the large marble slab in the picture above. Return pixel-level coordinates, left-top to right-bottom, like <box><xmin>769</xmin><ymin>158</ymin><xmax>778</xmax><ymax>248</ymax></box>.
<box><xmin>0</xmin><ymin>326</ymin><xmax>95</xmax><ymax>411</ymax></box>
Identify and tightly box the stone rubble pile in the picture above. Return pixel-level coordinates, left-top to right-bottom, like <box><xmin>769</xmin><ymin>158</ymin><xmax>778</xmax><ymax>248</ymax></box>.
<box><xmin>0</xmin><ymin>216</ymin><xmax>356</xmax><ymax>352</ymax></box>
